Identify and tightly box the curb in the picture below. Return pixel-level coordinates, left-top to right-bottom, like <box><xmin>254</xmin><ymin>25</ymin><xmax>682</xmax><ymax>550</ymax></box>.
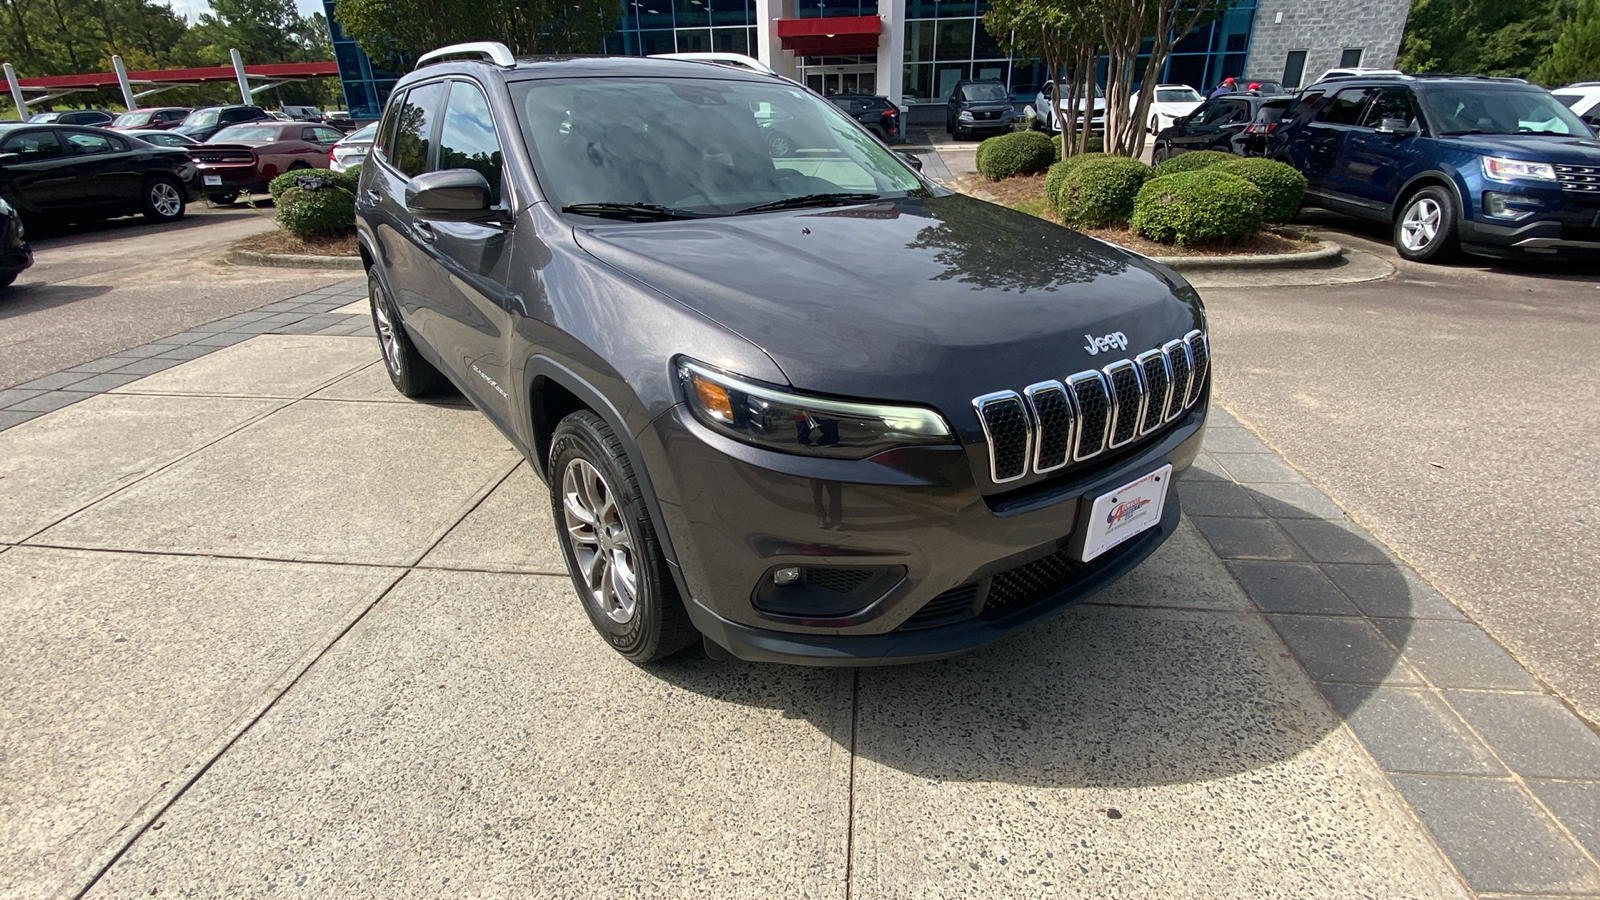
<box><xmin>1151</xmin><ymin>240</ymin><xmax>1344</xmax><ymax>271</ymax></box>
<box><xmin>225</xmin><ymin>249</ymin><xmax>364</xmax><ymax>270</ymax></box>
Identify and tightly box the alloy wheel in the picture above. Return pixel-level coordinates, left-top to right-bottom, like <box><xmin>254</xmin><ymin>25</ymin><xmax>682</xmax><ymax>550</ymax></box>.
<box><xmin>1400</xmin><ymin>197</ymin><xmax>1441</xmax><ymax>252</ymax></box>
<box><xmin>150</xmin><ymin>182</ymin><xmax>182</xmax><ymax>218</ymax></box>
<box><xmin>371</xmin><ymin>282</ymin><xmax>401</xmax><ymax>376</ymax></box>
<box><xmin>561</xmin><ymin>457</ymin><xmax>639</xmax><ymax>625</ymax></box>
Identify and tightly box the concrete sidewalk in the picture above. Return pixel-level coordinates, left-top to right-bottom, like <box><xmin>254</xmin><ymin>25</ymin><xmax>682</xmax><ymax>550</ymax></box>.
<box><xmin>1</xmin><ymin>282</ymin><xmax>1595</xmax><ymax>898</ymax></box>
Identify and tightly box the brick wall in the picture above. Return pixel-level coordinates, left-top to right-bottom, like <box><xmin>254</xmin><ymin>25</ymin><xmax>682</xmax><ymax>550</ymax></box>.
<box><xmin>1245</xmin><ymin>0</ymin><xmax>1413</xmax><ymax>87</ymax></box>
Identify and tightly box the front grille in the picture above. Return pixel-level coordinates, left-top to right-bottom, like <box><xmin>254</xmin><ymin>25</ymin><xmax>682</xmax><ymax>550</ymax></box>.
<box><xmin>983</xmin><ymin>545</ymin><xmax>1085</xmax><ymax>618</ymax></box>
<box><xmin>974</xmin><ymin>110</ymin><xmax>1000</xmax><ymax>120</ymax></box>
<box><xmin>804</xmin><ymin>568</ymin><xmax>874</xmax><ymax>593</ymax></box>
<box><xmin>973</xmin><ymin>330</ymin><xmax>1206</xmax><ymax>484</ymax></box>
<box><xmin>1556</xmin><ymin>164</ymin><xmax>1600</xmax><ymax>193</ymax></box>
<box><xmin>899</xmin><ymin>583</ymin><xmax>979</xmax><ymax>630</ymax></box>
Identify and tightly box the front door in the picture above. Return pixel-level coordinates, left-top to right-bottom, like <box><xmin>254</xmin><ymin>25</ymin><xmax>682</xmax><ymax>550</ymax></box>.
<box><xmin>0</xmin><ymin>129</ymin><xmax>76</xmax><ymax>214</ymax></box>
<box><xmin>1301</xmin><ymin>87</ymin><xmax>1372</xmax><ymax>196</ymax></box>
<box><xmin>801</xmin><ymin>63</ymin><xmax>877</xmax><ymax>97</ymax></box>
<box><xmin>1337</xmin><ymin>87</ymin><xmax>1425</xmax><ymax>211</ymax></box>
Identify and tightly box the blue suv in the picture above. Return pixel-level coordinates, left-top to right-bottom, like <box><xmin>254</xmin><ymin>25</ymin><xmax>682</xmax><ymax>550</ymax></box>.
<box><xmin>1273</xmin><ymin>75</ymin><xmax>1600</xmax><ymax>262</ymax></box>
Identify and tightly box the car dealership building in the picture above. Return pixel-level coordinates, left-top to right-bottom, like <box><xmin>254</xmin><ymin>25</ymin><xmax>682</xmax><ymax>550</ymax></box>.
<box><xmin>326</xmin><ymin>0</ymin><xmax>1411</xmax><ymax>118</ymax></box>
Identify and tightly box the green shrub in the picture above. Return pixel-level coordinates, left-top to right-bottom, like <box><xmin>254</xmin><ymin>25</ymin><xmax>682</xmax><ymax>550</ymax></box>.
<box><xmin>1044</xmin><ymin>152</ymin><xmax>1118</xmax><ymax>213</ymax></box>
<box><xmin>1211</xmin><ymin>157</ymin><xmax>1306</xmax><ymax>224</ymax></box>
<box><xmin>326</xmin><ymin>163</ymin><xmax>361</xmax><ymax>194</ymax></box>
<box><xmin>1151</xmin><ymin>149</ymin><xmax>1236</xmax><ymax>178</ymax></box>
<box><xmin>275</xmin><ymin>176</ymin><xmax>356</xmax><ymax>240</ymax></box>
<box><xmin>1053</xmin><ymin>133</ymin><xmax>1104</xmax><ymax>158</ymax></box>
<box><xmin>1053</xmin><ymin>156</ymin><xmax>1153</xmax><ymax>227</ymax></box>
<box><xmin>976</xmin><ymin>131</ymin><xmax>1056</xmax><ymax>180</ymax></box>
<box><xmin>1130</xmin><ymin>170</ymin><xmax>1265</xmax><ymax>246</ymax></box>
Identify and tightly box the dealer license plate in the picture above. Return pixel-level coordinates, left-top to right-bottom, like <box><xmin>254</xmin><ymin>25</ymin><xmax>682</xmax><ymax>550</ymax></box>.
<box><xmin>1080</xmin><ymin>464</ymin><xmax>1172</xmax><ymax>562</ymax></box>
<box><xmin>203</xmin><ymin>175</ymin><xmax>222</xmax><ymax>186</ymax></box>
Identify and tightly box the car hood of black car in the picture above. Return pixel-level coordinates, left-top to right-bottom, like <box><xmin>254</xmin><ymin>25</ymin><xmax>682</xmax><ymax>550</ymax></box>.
<box><xmin>571</xmin><ymin>193</ymin><xmax>1204</xmax><ymax>414</ymax></box>
<box><xmin>1436</xmin><ymin>133</ymin><xmax>1600</xmax><ymax>162</ymax></box>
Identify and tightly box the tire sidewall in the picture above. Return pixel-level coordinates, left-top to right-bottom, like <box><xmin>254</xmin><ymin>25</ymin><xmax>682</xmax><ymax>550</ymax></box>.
<box><xmin>1394</xmin><ymin>186</ymin><xmax>1458</xmax><ymax>262</ymax></box>
<box><xmin>548</xmin><ymin>414</ymin><xmax>666</xmax><ymax>659</ymax></box>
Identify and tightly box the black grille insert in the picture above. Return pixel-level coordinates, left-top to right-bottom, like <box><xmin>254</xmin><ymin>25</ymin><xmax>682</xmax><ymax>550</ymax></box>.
<box><xmin>982</xmin><ymin>545</ymin><xmax>1086</xmax><ymax>618</ymax></box>
<box><xmin>899</xmin><ymin>583</ymin><xmax>979</xmax><ymax>630</ymax></box>
<box><xmin>1185</xmin><ymin>331</ymin><xmax>1209</xmax><ymax>406</ymax></box>
<box><xmin>975</xmin><ymin>392</ymin><xmax>1030</xmax><ymax>482</ymax></box>
<box><xmin>1136</xmin><ymin>350</ymin><xmax>1171</xmax><ymax>435</ymax></box>
<box><xmin>1105</xmin><ymin>361</ymin><xmax>1144</xmax><ymax>447</ymax></box>
<box><xmin>1164</xmin><ymin>339</ymin><xmax>1193</xmax><ymax>420</ymax></box>
<box><xmin>804</xmin><ymin>568</ymin><xmax>874</xmax><ymax>594</ymax></box>
<box><xmin>1025</xmin><ymin>382</ymin><xmax>1073</xmax><ymax>472</ymax></box>
<box><xmin>1068</xmin><ymin>372</ymin><xmax>1110</xmax><ymax>460</ymax></box>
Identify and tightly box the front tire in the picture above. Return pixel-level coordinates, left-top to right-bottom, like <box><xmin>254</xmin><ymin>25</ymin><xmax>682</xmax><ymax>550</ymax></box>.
<box><xmin>368</xmin><ymin>266</ymin><xmax>446</xmax><ymax>397</ymax></box>
<box><xmin>141</xmin><ymin>177</ymin><xmax>186</xmax><ymax>223</ymax></box>
<box><xmin>549</xmin><ymin>411</ymin><xmax>699</xmax><ymax>664</ymax></box>
<box><xmin>1394</xmin><ymin>186</ymin><xmax>1460</xmax><ymax>263</ymax></box>
<box><xmin>1152</xmin><ymin>142</ymin><xmax>1170</xmax><ymax>164</ymax></box>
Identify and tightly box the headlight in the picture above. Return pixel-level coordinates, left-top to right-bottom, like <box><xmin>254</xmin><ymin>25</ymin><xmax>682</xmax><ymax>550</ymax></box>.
<box><xmin>958</xmin><ymin>110</ymin><xmax>974</xmax><ymax>120</ymax></box>
<box><xmin>1483</xmin><ymin>157</ymin><xmax>1557</xmax><ymax>182</ymax></box>
<box><xmin>679</xmin><ymin>360</ymin><xmax>955</xmax><ymax>459</ymax></box>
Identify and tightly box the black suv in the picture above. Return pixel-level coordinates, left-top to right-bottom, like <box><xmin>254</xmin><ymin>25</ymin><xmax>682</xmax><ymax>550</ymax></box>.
<box><xmin>1271</xmin><ymin>75</ymin><xmax>1600</xmax><ymax>261</ymax></box>
<box><xmin>946</xmin><ymin>79</ymin><xmax>1017</xmax><ymax>139</ymax></box>
<box><xmin>174</xmin><ymin>105</ymin><xmax>270</xmax><ymax>143</ymax></box>
<box><xmin>355</xmin><ymin>47</ymin><xmax>1211</xmax><ymax>666</ymax></box>
<box><xmin>826</xmin><ymin>93</ymin><xmax>902</xmax><ymax>143</ymax></box>
<box><xmin>1151</xmin><ymin>92</ymin><xmax>1293</xmax><ymax>162</ymax></box>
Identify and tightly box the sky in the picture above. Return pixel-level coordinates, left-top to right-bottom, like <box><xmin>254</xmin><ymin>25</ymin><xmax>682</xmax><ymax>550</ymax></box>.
<box><xmin>163</xmin><ymin>0</ymin><xmax>329</xmax><ymax>23</ymax></box>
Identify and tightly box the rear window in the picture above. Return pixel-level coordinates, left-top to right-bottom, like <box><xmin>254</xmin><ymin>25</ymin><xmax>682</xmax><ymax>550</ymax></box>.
<box><xmin>113</xmin><ymin>111</ymin><xmax>154</xmax><ymax>127</ymax></box>
<box><xmin>212</xmin><ymin>125</ymin><xmax>281</xmax><ymax>142</ymax></box>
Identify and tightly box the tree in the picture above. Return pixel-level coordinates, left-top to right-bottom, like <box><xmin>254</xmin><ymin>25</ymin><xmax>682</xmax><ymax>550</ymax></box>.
<box><xmin>333</xmin><ymin>0</ymin><xmax>621</xmax><ymax>70</ymax></box>
<box><xmin>1399</xmin><ymin>0</ymin><xmax>1568</xmax><ymax>79</ymax></box>
<box><xmin>1533</xmin><ymin>0</ymin><xmax>1600</xmax><ymax>84</ymax></box>
<box><xmin>984</xmin><ymin>0</ymin><xmax>1098</xmax><ymax>156</ymax></box>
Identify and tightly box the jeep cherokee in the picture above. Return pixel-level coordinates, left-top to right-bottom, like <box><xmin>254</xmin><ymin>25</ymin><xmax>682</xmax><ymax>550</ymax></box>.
<box><xmin>355</xmin><ymin>44</ymin><xmax>1211</xmax><ymax>666</ymax></box>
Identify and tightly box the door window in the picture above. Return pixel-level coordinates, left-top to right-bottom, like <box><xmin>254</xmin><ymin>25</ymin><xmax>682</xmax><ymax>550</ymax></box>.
<box><xmin>2</xmin><ymin>131</ymin><xmax>64</xmax><ymax>160</ymax></box>
<box><xmin>392</xmin><ymin>82</ymin><xmax>445</xmax><ymax>179</ymax></box>
<box><xmin>304</xmin><ymin>126</ymin><xmax>344</xmax><ymax>144</ymax></box>
<box><xmin>437</xmin><ymin>81</ymin><xmax>504</xmax><ymax>204</ymax></box>
<box><xmin>374</xmin><ymin>92</ymin><xmax>403</xmax><ymax>164</ymax></box>
<box><xmin>1360</xmin><ymin>88</ymin><xmax>1419</xmax><ymax>131</ymax></box>
<box><xmin>1193</xmin><ymin>101</ymin><xmax>1230</xmax><ymax>126</ymax></box>
<box><xmin>1218</xmin><ymin>100</ymin><xmax>1251</xmax><ymax>125</ymax></box>
<box><xmin>1316</xmin><ymin>89</ymin><xmax>1372</xmax><ymax>125</ymax></box>
<box><xmin>64</xmin><ymin>131</ymin><xmax>122</xmax><ymax>154</ymax></box>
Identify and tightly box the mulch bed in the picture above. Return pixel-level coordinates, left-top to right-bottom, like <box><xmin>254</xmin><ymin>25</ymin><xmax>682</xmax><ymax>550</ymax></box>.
<box><xmin>232</xmin><ymin>229</ymin><xmax>360</xmax><ymax>258</ymax></box>
<box><xmin>957</xmin><ymin>173</ymin><xmax>1314</xmax><ymax>257</ymax></box>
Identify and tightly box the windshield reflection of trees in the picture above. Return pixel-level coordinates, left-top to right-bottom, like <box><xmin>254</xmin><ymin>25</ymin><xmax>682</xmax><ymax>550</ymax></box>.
<box><xmin>908</xmin><ymin>196</ymin><xmax>1132</xmax><ymax>292</ymax></box>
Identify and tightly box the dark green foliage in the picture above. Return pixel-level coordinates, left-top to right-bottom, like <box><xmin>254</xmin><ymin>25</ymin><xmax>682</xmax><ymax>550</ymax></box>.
<box><xmin>1052</xmin><ymin>156</ymin><xmax>1153</xmax><ymax>227</ymax></box>
<box><xmin>1211</xmin><ymin>157</ymin><xmax>1306</xmax><ymax>224</ymax></box>
<box><xmin>1533</xmin><ymin>0</ymin><xmax>1600</xmax><ymax>84</ymax></box>
<box><xmin>1053</xmin><ymin>134</ymin><xmax>1105</xmax><ymax>158</ymax></box>
<box><xmin>327</xmin><ymin>164</ymin><xmax>362</xmax><ymax>194</ymax></box>
<box><xmin>1399</xmin><ymin>0</ymin><xmax>1567</xmax><ymax>79</ymax></box>
<box><xmin>976</xmin><ymin>131</ymin><xmax>1058</xmax><ymax>180</ymax></box>
<box><xmin>275</xmin><ymin>176</ymin><xmax>355</xmax><ymax>239</ymax></box>
<box><xmin>1151</xmin><ymin>149</ymin><xmax>1236</xmax><ymax>177</ymax></box>
<box><xmin>1130</xmin><ymin>170</ymin><xmax>1265</xmax><ymax>246</ymax></box>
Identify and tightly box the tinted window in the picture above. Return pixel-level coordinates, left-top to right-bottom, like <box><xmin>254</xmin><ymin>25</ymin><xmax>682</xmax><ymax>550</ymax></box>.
<box><xmin>960</xmin><ymin>83</ymin><xmax>1009</xmax><ymax>102</ymax></box>
<box><xmin>214</xmin><ymin>125</ymin><xmax>280</xmax><ymax>142</ymax></box>
<box><xmin>1156</xmin><ymin>88</ymin><xmax>1201</xmax><ymax>103</ymax></box>
<box><xmin>374</xmin><ymin>93</ymin><xmax>403</xmax><ymax>164</ymax></box>
<box><xmin>437</xmin><ymin>81</ymin><xmax>504</xmax><ymax>203</ymax></box>
<box><xmin>392</xmin><ymin>81</ymin><xmax>444</xmax><ymax>179</ymax></box>
<box><xmin>1317</xmin><ymin>89</ymin><xmax>1372</xmax><ymax>125</ymax></box>
<box><xmin>3</xmin><ymin>130</ymin><xmax>63</xmax><ymax>160</ymax></box>
<box><xmin>113</xmin><ymin>111</ymin><xmax>154</xmax><ymax>127</ymax></box>
<box><xmin>159</xmin><ymin>110</ymin><xmax>188</xmax><ymax>123</ymax></box>
<box><xmin>221</xmin><ymin>108</ymin><xmax>259</xmax><ymax>124</ymax></box>
<box><xmin>1194</xmin><ymin>101</ymin><xmax>1231</xmax><ymax>125</ymax></box>
<box><xmin>1419</xmin><ymin>86</ymin><xmax>1590</xmax><ymax>136</ymax></box>
<box><xmin>184</xmin><ymin>110</ymin><xmax>220</xmax><ymax>128</ymax></box>
<box><xmin>144</xmin><ymin>133</ymin><xmax>189</xmax><ymax>147</ymax></box>
<box><xmin>1219</xmin><ymin>99</ymin><xmax>1251</xmax><ymax>124</ymax></box>
<box><xmin>312</xmin><ymin>126</ymin><xmax>345</xmax><ymax>144</ymax></box>
<box><xmin>1361</xmin><ymin>88</ymin><xmax>1418</xmax><ymax>130</ymax></box>
<box><xmin>64</xmin><ymin>132</ymin><xmax>121</xmax><ymax>154</ymax></box>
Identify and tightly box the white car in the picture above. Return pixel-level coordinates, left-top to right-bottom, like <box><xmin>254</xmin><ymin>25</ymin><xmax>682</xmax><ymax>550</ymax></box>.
<box><xmin>1032</xmin><ymin>80</ymin><xmax>1107</xmax><ymax>134</ymax></box>
<box><xmin>1552</xmin><ymin>82</ymin><xmax>1600</xmax><ymax>129</ymax></box>
<box><xmin>1315</xmin><ymin>67</ymin><xmax>1402</xmax><ymax>83</ymax></box>
<box><xmin>330</xmin><ymin>122</ymin><xmax>377</xmax><ymax>173</ymax></box>
<box><xmin>1132</xmin><ymin>84</ymin><xmax>1204</xmax><ymax>134</ymax></box>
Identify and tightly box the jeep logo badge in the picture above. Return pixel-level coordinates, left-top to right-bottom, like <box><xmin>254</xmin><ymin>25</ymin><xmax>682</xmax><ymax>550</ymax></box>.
<box><xmin>1083</xmin><ymin>331</ymin><xmax>1129</xmax><ymax>356</ymax></box>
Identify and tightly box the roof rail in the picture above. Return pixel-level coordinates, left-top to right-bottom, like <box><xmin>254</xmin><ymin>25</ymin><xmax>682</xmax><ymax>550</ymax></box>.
<box><xmin>649</xmin><ymin>52</ymin><xmax>776</xmax><ymax>76</ymax></box>
<box><xmin>416</xmin><ymin>42</ymin><xmax>516</xmax><ymax>70</ymax></box>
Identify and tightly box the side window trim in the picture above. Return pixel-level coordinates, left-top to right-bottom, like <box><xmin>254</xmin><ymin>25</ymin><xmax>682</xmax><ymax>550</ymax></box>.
<box><xmin>439</xmin><ymin>76</ymin><xmax>508</xmax><ymax>207</ymax></box>
<box><xmin>375</xmin><ymin>88</ymin><xmax>404</xmax><ymax>166</ymax></box>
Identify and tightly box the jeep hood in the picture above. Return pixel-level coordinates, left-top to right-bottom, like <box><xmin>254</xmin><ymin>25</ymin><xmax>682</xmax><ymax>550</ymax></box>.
<box><xmin>571</xmin><ymin>193</ymin><xmax>1203</xmax><ymax>413</ymax></box>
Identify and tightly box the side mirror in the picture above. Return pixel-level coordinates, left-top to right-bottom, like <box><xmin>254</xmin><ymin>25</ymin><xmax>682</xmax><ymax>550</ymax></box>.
<box><xmin>895</xmin><ymin>151</ymin><xmax>923</xmax><ymax>172</ymax></box>
<box><xmin>405</xmin><ymin>168</ymin><xmax>493</xmax><ymax>221</ymax></box>
<box><xmin>1377</xmin><ymin>117</ymin><xmax>1418</xmax><ymax>135</ymax></box>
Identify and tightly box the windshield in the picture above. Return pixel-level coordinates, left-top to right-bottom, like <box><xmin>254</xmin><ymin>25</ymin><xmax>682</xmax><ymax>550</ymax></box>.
<box><xmin>1156</xmin><ymin>88</ymin><xmax>1201</xmax><ymax>103</ymax></box>
<box><xmin>212</xmin><ymin>125</ymin><xmax>279</xmax><ymax>142</ymax></box>
<box><xmin>961</xmin><ymin>83</ymin><xmax>1010</xmax><ymax>102</ymax></box>
<box><xmin>511</xmin><ymin>77</ymin><xmax>925</xmax><ymax>217</ymax></box>
<box><xmin>184</xmin><ymin>110</ymin><xmax>219</xmax><ymax>128</ymax></box>
<box><xmin>1421</xmin><ymin>87</ymin><xmax>1591</xmax><ymax>136</ymax></box>
<box><xmin>113</xmin><ymin>111</ymin><xmax>153</xmax><ymax>126</ymax></box>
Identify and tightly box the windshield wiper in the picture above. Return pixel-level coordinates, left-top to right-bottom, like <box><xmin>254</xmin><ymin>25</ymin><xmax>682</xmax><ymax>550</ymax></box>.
<box><xmin>561</xmin><ymin>202</ymin><xmax>701</xmax><ymax>221</ymax></box>
<box><xmin>1440</xmin><ymin>129</ymin><xmax>1501</xmax><ymax>136</ymax></box>
<box><xmin>736</xmin><ymin>192</ymin><xmax>882</xmax><ymax>214</ymax></box>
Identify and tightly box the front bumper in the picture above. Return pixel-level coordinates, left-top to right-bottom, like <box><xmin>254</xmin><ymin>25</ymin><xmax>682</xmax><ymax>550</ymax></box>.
<box><xmin>1460</xmin><ymin>185</ymin><xmax>1600</xmax><ymax>259</ymax></box>
<box><xmin>639</xmin><ymin>398</ymin><xmax>1207</xmax><ymax>665</ymax></box>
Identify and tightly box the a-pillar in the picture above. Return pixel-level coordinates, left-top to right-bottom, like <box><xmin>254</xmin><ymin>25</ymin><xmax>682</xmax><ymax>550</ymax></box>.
<box><xmin>877</xmin><ymin>0</ymin><xmax>904</xmax><ymax>107</ymax></box>
<box><xmin>754</xmin><ymin>0</ymin><xmax>800</xmax><ymax>80</ymax></box>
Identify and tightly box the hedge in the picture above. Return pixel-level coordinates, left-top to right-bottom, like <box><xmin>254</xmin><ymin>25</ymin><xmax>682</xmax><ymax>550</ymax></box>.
<box><xmin>1129</xmin><ymin>170</ymin><xmax>1265</xmax><ymax>246</ymax></box>
<box><xmin>1054</xmin><ymin>134</ymin><xmax>1104</xmax><ymax>158</ymax></box>
<box><xmin>1211</xmin><ymin>157</ymin><xmax>1305</xmax><ymax>224</ymax></box>
<box><xmin>1053</xmin><ymin>156</ymin><xmax>1153</xmax><ymax>228</ymax></box>
<box><xmin>268</xmin><ymin>165</ymin><xmax>360</xmax><ymax>204</ymax></box>
<box><xmin>976</xmin><ymin>131</ymin><xmax>1057</xmax><ymax>180</ymax></box>
<box><xmin>1151</xmin><ymin>149</ymin><xmax>1237</xmax><ymax>178</ymax></box>
<box><xmin>275</xmin><ymin>172</ymin><xmax>356</xmax><ymax>239</ymax></box>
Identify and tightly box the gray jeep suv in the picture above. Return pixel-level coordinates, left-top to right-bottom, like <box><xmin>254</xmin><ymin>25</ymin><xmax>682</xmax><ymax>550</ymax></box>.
<box><xmin>355</xmin><ymin>45</ymin><xmax>1211</xmax><ymax>666</ymax></box>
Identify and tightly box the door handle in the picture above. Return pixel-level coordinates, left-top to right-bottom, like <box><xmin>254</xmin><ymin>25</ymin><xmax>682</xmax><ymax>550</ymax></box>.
<box><xmin>366</xmin><ymin>188</ymin><xmax>382</xmax><ymax>202</ymax></box>
<box><xmin>413</xmin><ymin>220</ymin><xmax>436</xmax><ymax>243</ymax></box>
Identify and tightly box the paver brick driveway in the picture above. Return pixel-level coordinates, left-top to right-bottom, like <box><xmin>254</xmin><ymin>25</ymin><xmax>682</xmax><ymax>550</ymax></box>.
<box><xmin>0</xmin><ymin>281</ymin><xmax>1586</xmax><ymax>898</ymax></box>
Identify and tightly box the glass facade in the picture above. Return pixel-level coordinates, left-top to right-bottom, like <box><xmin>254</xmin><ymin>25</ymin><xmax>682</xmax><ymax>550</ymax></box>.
<box><xmin>902</xmin><ymin>0</ymin><xmax>1009</xmax><ymax>103</ymax></box>
<box><xmin>600</xmin><ymin>0</ymin><xmax>759</xmax><ymax>57</ymax></box>
<box><xmin>323</xmin><ymin>0</ymin><xmax>399</xmax><ymax>120</ymax></box>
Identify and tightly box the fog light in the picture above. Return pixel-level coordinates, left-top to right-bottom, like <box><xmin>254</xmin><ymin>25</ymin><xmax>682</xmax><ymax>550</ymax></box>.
<box><xmin>1484</xmin><ymin>191</ymin><xmax>1542</xmax><ymax>219</ymax></box>
<box><xmin>773</xmin><ymin>566</ymin><xmax>801</xmax><ymax>585</ymax></box>
<box><xmin>753</xmin><ymin>565</ymin><xmax>907</xmax><ymax>619</ymax></box>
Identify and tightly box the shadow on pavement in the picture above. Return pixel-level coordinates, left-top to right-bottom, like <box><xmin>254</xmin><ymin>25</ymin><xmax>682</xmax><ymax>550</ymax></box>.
<box><xmin>1294</xmin><ymin>208</ymin><xmax>1600</xmax><ymax>278</ymax></box>
<box><xmin>0</xmin><ymin>282</ymin><xmax>112</xmax><ymax>317</ymax></box>
<box><xmin>649</xmin><ymin>494</ymin><xmax>1413</xmax><ymax>789</ymax></box>
<box><xmin>24</xmin><ymin>205</ymin><xmax>272</xmax><ymax>245</ymax></box>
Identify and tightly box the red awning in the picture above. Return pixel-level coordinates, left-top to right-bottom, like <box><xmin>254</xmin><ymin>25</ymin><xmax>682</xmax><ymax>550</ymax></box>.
<box><xmin>775</xmin><ymin>15</ymin><xmax>882</xmax><ymax>55</ymax></box>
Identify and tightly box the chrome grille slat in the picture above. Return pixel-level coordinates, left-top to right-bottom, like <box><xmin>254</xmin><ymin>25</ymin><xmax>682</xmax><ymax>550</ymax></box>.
<box><xmin>973</xmin><ymin>330</ymin><xmax>1208</xmax><ymax>484</ymax></box>
<box><xmin>1555</xmin><ymin>164</ymin><xmax>1600</xmax><ymax>192</ymax></box>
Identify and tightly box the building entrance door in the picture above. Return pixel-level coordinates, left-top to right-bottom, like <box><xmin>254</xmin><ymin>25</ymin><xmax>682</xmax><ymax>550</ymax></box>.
<box><xmin>800</xmin><ymin>60</ymin><xmax>877</xmax><ymax>96</ymax></box>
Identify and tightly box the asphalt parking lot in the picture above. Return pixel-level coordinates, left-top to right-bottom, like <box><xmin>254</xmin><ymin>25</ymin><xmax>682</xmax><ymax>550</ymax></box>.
<box><xmin>2</xmin><ymin>153</ymin><xmax>1599</xmax><ymax>897</ymax></box>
